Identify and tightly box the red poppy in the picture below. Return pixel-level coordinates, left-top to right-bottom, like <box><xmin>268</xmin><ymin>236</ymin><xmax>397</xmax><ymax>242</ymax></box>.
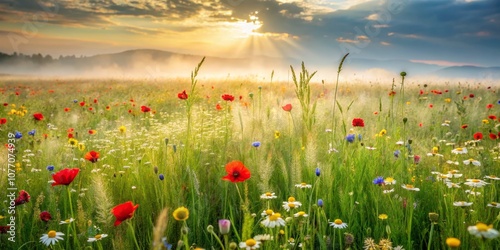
<box><xmin>216</xmin><ymin>103</ymin><xmax>222</xmax><ymax>110</ymax></box>
<box><xmin>94</xmin><ymin>98</ymin><xmax>98</xmax><ymax>104</ymax></box>
<box><xmin>461</xmin><ymin>124</ymin><xmax>468</xmax><ymax>129</ymax></box>
<box><xmin>429</xmin><ymin>104</ymin><xmax>433</xmax><ymax>108</ymax></box>
<box><xmin>419</xmin><ymin>90</ymin><xmax>424</xmax><ymax>95</ymax></box>
<box><xmin>51</xmin><ymin>168</ymin><xmax>80</xmax><ymax>186</ymax></box>
<box><xmin>490</xmin><ymin>133</ymin><xmax>498</xmax><ymax>140</ymax></box>
<box><xmin>469</xmin><ymin>93</ymin><xmax>475</xmax><ymax>98</ymax></box>
<box><xmin>388</xmin><ymin>91</ymin><xmax>396</xmax><ymax>96</ymax></box>
<box><xmin>68</xmin><ymin>133</ymin><xmax>74</xmax><ymax>138</ymax></box>
<box><xmin>84</xmin><ymin>151</ymin><xmax>99</xmax><ymax>163</ymax></box>
<box><xmin>414</xmin><ymin>155</ymin><xmax>421</xmax><ymax>164</ymax></box>
<box><xmin>40</xmin><ymin>211</ymin><xmax>52</xmax><ymax>222</ymax></box>
<box><xmin>0</xmin><ymin>118</ymin><xmax>7</xmax><ymax>125</ymax></box>
<box><xmin>177</xmin><ymin>90</ymin><xmax>188</xmax><ymax>100</ymax></box>
<box><xmin>88</xmin><ymin>129</ymin><xmax>97</xmax><ymax>135</ymax></box>
<box><xmin>14</xmin><ymin>190</ymin><xmax>30</xmax><ymax>206</ymax></box>
<box><xmin>222</xmin><ymin>160</ymin><xmax>251</xmax><ymax>183</ymax></box>
<box><xmin>33</xmin><ymin>113</ymin><xmax>44</xmax><ymax>121</ymax></box>
<box><xmin>473</xmin><ymin>132</ymin><xmax>483</xmax><ymax>140</ymax></box>
<box><xmin>221</xmin><ymin>94</ymin><xmax>235</xmax><ymax>102</ymax></box>
<box><xmin>111</xmin><ymin>201</ymin><xmax>139</xmax><ymax>226</ymax></box>
<box><xmin>64</xmin><ymin>107</ymin><xmax>70</xmax><ymax>112</ymax></box>
<box><xmin>352</xmin><ymin>118</ymin><xmax>365</xmax><ymax>127</ymax></box>
<box><xmin>282</xmin><ymin>104</ymin><xmax>292</xmax><ymax>112</ymax></box>
<box><xmin>88</xmin><ymin>107</ymin><xmax>93</xmax><ymax>111</ymax></box>
<box><xmin>79</xmin><ymin>101</ymin><xmax>85</xmax><ymax>107</ymax></box>
<box><xmin>3</xmin><ymin>103</ymin><xmax>8</xmax><ymax>106</ymax></box>
<box><xmin>486</xmin><ymin>104</ymin><xmax>493</xmax><ymax>109</ymax></box>
<box><xmin>0</xmin><ymin>226</ymin><xmax>10</xmax><ymax>234</ymax></box>
<box><xmin>488</xmin><ymin>115</ymin><xmax>497</xmax><ymax>120</ymax></box>
<box><xmin>141</xmin><ymin>105</ymin><xmax>151</xmax><ymax>112</ymax></box>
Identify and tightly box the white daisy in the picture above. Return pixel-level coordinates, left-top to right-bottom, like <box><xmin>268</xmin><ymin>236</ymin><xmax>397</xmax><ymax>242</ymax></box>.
<box><xmin>384</xmin><ymin>177</ymin><xmax>396</xmax><ymax>185</ymax></box>
<box><xmin>468</xmin><ymin>223</ymin><xmax>499</xmax><ymax>239</ymax></box>
<box><xmin>261</xmin><ymin>213</ymin><xmax>286</xmax><ymax>228</ymax></box>
<box><xmin>465</xmin><ymin>190</ymin><xmax>481</xmax><ymax>196</ymax></box>
<box><xmin>87</xmin><ymin>234</ymin><xmax>108</xmax><ymax>242</ymax></box>
<box><xmin>463</xmin><ymin>158</ymin><xmax>481</xmax><ymax>166</ymax></box>
<box><xmin>383</xmin><ymin>189</ymin><xmax>395</xmax><ymax>194</ymax></box>
<box><xmin>451</xmin><ymin>147</ymin><xmax>468</xmax><ymax>154</ymax></box>
<box><xmin>295</xmin><ymin>182</ymin><xmax>312</xmax><ymax>189</ymax></box>
<box><xmin>294</xmin><ymin>211</ymin><xmax>309</xmax><ymax>218</ymax></box>
<box><xmin>453</xmin><ymin>201</ymin><xmax>473</xmax><ymax>207</ymax></box>
<box><xmin>487</xmin><ymin>202</ymin><xmax>500</xmax><ymax>208</ymax></box>
<box><xmin>282</xmin><ymin>197</ymin><xmax>302</xmax><ymax>211</ymax></box>
<box><xmin>261</xmin><ymin>209</ymin><xmax>274</xmax><ymax>217</ymax></box>
<box><xmin>253</xmin><ymin>234</ymin><xmax>273</xmax><ymax>241</ymax></box>
<box><xmin>259</xmin><ymin>192</ymin><xmax>277</xmax><ymax>199</ymax></box>
<box><xmin>401</xmin><ymin>184</ymin><xmax>420</xmax><ymax>191</ymax></box>
<box><xmin>446</xmin><ymin>160</ymin><xmax>460</xmax><ymax>165</ymax></box>
<box><xmin>40</xmin><ymin>230</ymin><xmax>64</xmax><ymax>246</ymax></box>
<box><xmin>59</xmin><ymin>218</ymin><xmax>75</xmax><ymax>225</ymax></box>
<box><xmin>239</xmin><ymin>239</ymin><xmax>261</xmax><ymax>249</ymax></box>
<box><xmin>464</xmin><ymin>179</ymin><xmax>489</xmax><ymax>188</ymax></box>
<box><xmin>329</xmin><ymin>219</ymin><xmax>348</xmax><ymax>229</ymax></box>
<box><xmin>485</xmin><ymin>175</ymin><xmax>500</xmax><ymax>180</ymax></box>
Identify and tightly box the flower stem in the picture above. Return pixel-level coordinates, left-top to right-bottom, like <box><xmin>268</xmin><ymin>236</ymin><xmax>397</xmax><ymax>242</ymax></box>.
<box><xmin>128</xmin><ymin>221</ymin><xmax>140</xmax><ymax>250</ymax></box>
<box><xmin>427</xmin><ymin>223</ymin><xmax>435</xmax><ymax>250</ymax></box>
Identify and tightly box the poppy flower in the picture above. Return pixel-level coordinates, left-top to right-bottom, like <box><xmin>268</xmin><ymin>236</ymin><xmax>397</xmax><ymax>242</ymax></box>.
<box><xmin>473</xmin><ymin>132</ymin><xmax>483</xmax><ymax>140</ymax></box>
<box><xmin>111</xmin><ymin>201</ymin><xmax>139</xmax><ymax>226</ymax></box>
<box><xmin>486</xmin><ymin>104</ymin><xmax>493</xmax><ymax>109</ymax></box>
<box><xmin>488</xmin><ymin>115</ymin><xmax>497</xmax><ymax>120</ymax></box>
<box><xmin>14</xmin><ymin>190</ymin><xmax>30</xmax><ymax>206</ymax></box>
<box><xmin>141</xmin><ymin>105</ymin><xmax>151</xmax><ymax>112</ymax></box>
<box><xmin>469</xmin><ymin>94</ymin><xmax>475</xmax><ymax>98</ymax></box>
<box><xmin>282</xmin><ymin>104</ymin><xmax>292</xmax><ymax>112</ymax></box>
<box><xmin>177</xmin><ymin>90</ymin><xmax>188</xmax><ymax>100</ymax></box>
<box><xmin>216</xmin><ymin>103</ymin><xmax>222</xmax><ymax>110</ymax></box>
<box><xmin>79</xmin><ymin>101</ymin><xmax>85</xmax><ymax>107</ymax></box>
<box><xmin>33</xmin><ymin>113</ymin><xmax>44</xmax><ymax>121</ymax></box>
<box><xmin>64</xmin><ymin>108</ymin><xmax>70</xmax><ymax>112</ymax></box>
<box><xmin>490</xmin><ymin>133</ymin><xmax>498</xmax><ymax>140</ymax></box>
<box><xmin>222</xmin><ymin>160</ymin><xmax>251</xmax><ymax>183</ymax></box>
<box><xmin>221</xmin><ymin>94</ymin><xmax>235</xmax><ymax>102</ymax></box>
<box><xmin>88</xmin><ymin>129</ymin><xmax>97</xmax><ymax>135</ymax></box>
<box><xmin>3</xmin><ymin>103</ymin><xmax>8</xmax><ymax>106</ymax></box>
<box><xmin>51</xmin><ymin>168</ymin><xmax>80</xmax><ymax>186</ymax></box>
<box><xmin>461</xmin><ymin>124</ymin><xmax>468</xmax><ymax>129</ymax></box>
<box><xmin>84</xmin><ymin>151</ymin><xmax>99</xmax><ymax>163</ymax></box>
<box><xmin>0</xmin><ymin>118</ymin><xmax>7</xmax><ymax>125</ymax></box>
<box><xmin>40</xmin><ymin>211</ymin><xmax>52</xmax><ymax>222</ymax></box>
<box><xmin>352</xmin><ymin>118</ymin><xmax>365</xmax><ymax>127</ymax></box>
<box><xmin>388</xmin><ymin>91</ymin><xmax>396</xmax><ymax>96</ymax></box>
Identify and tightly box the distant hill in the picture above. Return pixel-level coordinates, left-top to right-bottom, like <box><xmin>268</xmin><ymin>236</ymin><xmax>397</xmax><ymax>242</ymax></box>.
<box><xmin>0</xmin><ymin>49</ymin><xmax>498</xmax><ymax>80</ymax></box>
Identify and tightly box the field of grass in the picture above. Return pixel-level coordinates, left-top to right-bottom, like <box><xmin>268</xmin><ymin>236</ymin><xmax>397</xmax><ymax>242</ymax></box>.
<box><xmin>0</xmin><ymin>59</ymin><xmax>499</xmax><ymax>250</ymax></box>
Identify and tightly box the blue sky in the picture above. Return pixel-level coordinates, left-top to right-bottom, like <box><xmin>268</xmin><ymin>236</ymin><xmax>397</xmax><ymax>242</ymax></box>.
<box><xmin>0</xmin><ymin>0</ymin><xmax>498</xmax><ymax>67</ymax></box>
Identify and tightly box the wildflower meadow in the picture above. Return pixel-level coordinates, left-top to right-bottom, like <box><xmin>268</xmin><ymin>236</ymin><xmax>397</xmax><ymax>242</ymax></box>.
<box><xmin>1</xmin><ymin>57</ymin><xmax>500</xmax><ymax>250</ymax></box>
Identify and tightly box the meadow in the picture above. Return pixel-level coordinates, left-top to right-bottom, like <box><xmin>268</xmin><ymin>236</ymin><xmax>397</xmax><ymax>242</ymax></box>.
<box><xmin>0</xmin><ymin>58</ymin><xmax>499</xmax><ymax>250</ymax></box>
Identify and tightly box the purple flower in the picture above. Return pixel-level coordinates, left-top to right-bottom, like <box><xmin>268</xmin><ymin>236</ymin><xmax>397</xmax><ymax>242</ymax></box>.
<box><xmin>218</xmin><ymin>219</ymin><xmax>231</xmax><ymax>235</ymax></box>
<box><xmin>46</xmin><ymin>165</ymin><xmax>54</xmax><ymax>171</ymax></box>
<box><xmin>252</xmin><ymin>141</ymin><xmax>261</xmax><ymax>147</ymax></box>
<box><xmin>394</xmin><ymin>150</ymin><xmax>401</xmax><ymax>158</ymax></box>
<box><xmin>317</xmin><ymin>199</ymin><xmax>324</xmax><ymax>207</ymax></box>
<box><xmin>345</xmin><ymin>134</ymin><xmax>355</xmax><ymax>143</ymax></box>
<box><xmin>159</xmin><ymin>174</ymin><xmax>165</xmax><ymax>181</ymax></box>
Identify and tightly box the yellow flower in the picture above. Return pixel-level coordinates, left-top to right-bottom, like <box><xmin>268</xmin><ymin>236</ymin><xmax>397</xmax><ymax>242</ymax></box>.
<box><xmin>378</xmin><ymin>129</ymin><xmax>387</xmax><ymax>137</ymax></box>
<box><xmin>378</xmin><ymin>214</ymin><xmax>388</xmax><ymax>220</ymax></box>
<box><xmin>274</xmin><ymin>131</ymin><xmax>280</xmax><ymax>139</ymax></box>
<box><xmin>444</xmin><ymin>98</ymin><xmax>451</xmax><ymax>103</ymax></box>
<box><xmin>68</xmin><ymin>138</ymin><xmax>78</xmax><ymax>147</ymax></box>
<box><xmin>445</xmin><ymin>237</ymin><xmax>460</xmax><ymax>248</ymax></box>
<box><xmin>173</xmin><ymin>206</ymin><xmax>189</xmax><ymax>221</ymax></box>
<box><xmin>78</xmin><ymin>143</ymin><xmax>85</xmax><ymax>151</ymax></box>
<box><xmin>482</xmin><ymin>119</ymin><xmax>489</xmax><ymax>124</ymax></box>
<box><xmin>432</xmin><ymin>147</ymin><xmax>439</xmax><ymax>154</ymax></box>
<box><xmin>119</xmin><ymin>126</ymin><xmax>126</xmax><ymax>133</ymax></box>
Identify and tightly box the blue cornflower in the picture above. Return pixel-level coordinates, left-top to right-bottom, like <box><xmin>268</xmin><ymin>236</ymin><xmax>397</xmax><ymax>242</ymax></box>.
<box><xmin>159</xmin><ymin>174</ymin><xmax>165</xmax><ymax>181</ymax></box>
<box><xmin>28</xmin><ymin>129</ymin><xmax>36</xmax><ymax>136</ymax></box>
<box><xmin>14</xmin><ymin>131</ymin><xmax>22</xmax><ymax>139</ymax></box>
<box><xmin>317</xmin><ymin>199</ymin><xmax>324</xmax><ymax>207</ymax></box>
<box><xmin>73</xmin><ymin>99</ymin><xmax>78</xmax><ymax>103</ymax></box>
<box><xmin>345</xmin><ymin>134</ymin><xmax>355</xmax><ymax>143</ymax></box>
<box><xmin>373</xmin><ymin>176</ymin><xmax>385</xmax><ymax>185</ymax></box>
<box><xmin>252</xmin><ymin>141</ymin><xmax>261</xmax><ymax>147</ymax></box>
<box><xmin>315</xmin><ymin>167</ymin><xmax>321</xmax><ymax>177</ymax></box>
<box><xmin>497</xmin><ymin>99</ymin><xmax>500</xmax><ymax>105</ymax></box>
<box><xmin>394</xmin><ymin>150</ymin><xmax>401</xmax><ymax>158</ymax></box>
<box><xmin>46</xmin><ymin>165</ymin><xmax>55</xmax><ymax>171</ymax></box>
<box><xmin>162</xmin><ymin>237</ymin><xmax>172</xmax><ymax>250</ymax></box>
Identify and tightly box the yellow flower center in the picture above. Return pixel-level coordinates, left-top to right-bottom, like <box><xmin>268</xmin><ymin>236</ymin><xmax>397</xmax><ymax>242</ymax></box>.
<box><xmin>245</xmin><ymin>239</ymin><xmax>257</xmax><ymax>247</ymax></box>
<box><xmin>288</xmin><ymin>203</ymin><xmax>295</xmax><ymax>208</ymax></box>
<box><xmin>406</xmin><ymin>184</ymin><xmax>414</xmax><ymax>189</ymax></box>
<box><xmin>173</xmin><ymin>207</ymin><xmax>189</xmax><ymax>221</ymax></box>
<box><xmin>65</xmin><ymin>219</ymin><xmax>71</xmax><ymax>223</ymax></box>
<box><xmin>476</xmin><ymin>223</ymin><xmax>490</xmax><ymax>232</ymax></box>
<box><xmin>265</xmin><ymin>192</ymin><xmax>272</xmax><ymax>196</ymax></box>
<box><xmin>385</xmin><ymin>177</ymin><xmax>394</xmax><ymax>182</ymax></box>
<box><xmin>269</xmin><ymin>213</ymin><xmax>281</xmax><ymax>221</ymax></box>
<box><xmin>491</xmin><ymin>202</ymin><xmax>498</xmax><ymax>206</ymax></box>
<box><xmin>297</xmin><ymin>211</ymin><xmax>305</xmax><ymax>217</ymax></box>
<box><xmin>265</xmin><ymin>209</ymin><xmax>273</xmax><ymax>215</ymax></box>
<box><xmin>301</xmin><ymin>182</ymin><xmax>306</xmax><ymax>186</ymax></box>
<box><xmin>446</xmin><ymin>237</ymin><xmax>460</xmax><ymax>248</ymax></box>
<box><xmin>456</xmin><ymin>148</ymin><xmax>463</xmax><ymax>151</ymax></box>
<box><xmin>95</xmin><ymin>234</ymin><xmax>102</xmax><ymax>239</ymax></box>
<box><xmin>288</xmin><ymin>197</ymin><xmax>295</xmax><ymax>202</ymax></box>
<box><xmin>472</xmin><ymin>179</ymin><xmax>480</xmax><ymax>183</ymax></box>
<box><xmin>334</xmin><ymin>219</ymin><xmax>343</xmax><ymax>225</ymax></box>
<box><xmin>48</xmin><ymin>230</ymin><xmax>57</xmax><ymax>238</ymax></box>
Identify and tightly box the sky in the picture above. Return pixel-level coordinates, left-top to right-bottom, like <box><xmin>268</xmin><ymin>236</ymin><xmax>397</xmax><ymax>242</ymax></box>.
<box><xmin>0</xmin><ymin>0</ymin><xmax>499</xmax><ymax>68</ymax></box>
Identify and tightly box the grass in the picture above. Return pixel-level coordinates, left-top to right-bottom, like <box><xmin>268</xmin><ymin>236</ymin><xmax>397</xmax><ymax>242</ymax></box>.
<box><xmin>0</xmin><ymin>61</ymin><xmax>499</xmax><ymax>250</ymax></box>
